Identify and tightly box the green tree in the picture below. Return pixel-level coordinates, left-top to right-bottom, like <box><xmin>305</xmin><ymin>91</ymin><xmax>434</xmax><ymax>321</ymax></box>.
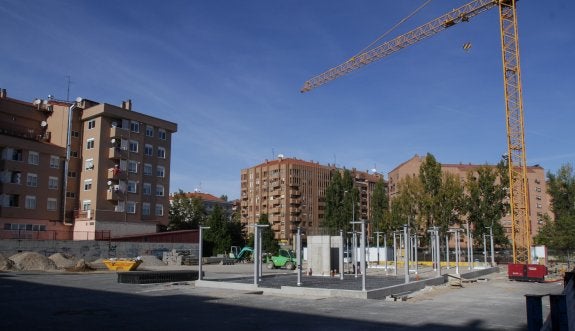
<box><xmin>389</xmin><ymin>175</ymin><xmax>423</xmax><ymax>231</ymax></box>
<box><xmin>435</xmin><ymin>172</ymin><xmax>464</xmax><ymax>233</ymax></box>
<box><xmin>419</xmin><ymin>153</ymin><xmax>443</xmax><ymax>231</ymax></box>
<box><xmin>534</xmin><ymin>164</ymin><xmax>575</xmax><ymax>253</ymax></box>
<box><xmin>370</xmin><ymin>178</ymin><xmax>389</xmax><ymax>234</ymax></box>
<box><xmin>168</xmin><ymin>190</ymin><xmax>206</xmax><ymax>231</ymax></box>
<box><xmin>323</xmin><ymin>169</ymin><xmax>357</xmax><ymax>232</ymax></box>
<box><xmin>463</xmin><ymin>166</ymin><xmax>509</xmax><ymax>247</ymax></box>
<box><xmin>257</xmin><ymin>214</ymin><xmax>278</xmax><ymax>254</ymax></box>
<box><xmin>204</xmin><ymin>205</ymin><xmax>232</xmax><ymax>256</ymax></box>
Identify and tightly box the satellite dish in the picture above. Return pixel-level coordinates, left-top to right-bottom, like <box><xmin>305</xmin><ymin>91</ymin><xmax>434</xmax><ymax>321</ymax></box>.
<box><xmin>40</xmin><ymin>121</ymin><xmax>47</xmax><ymax>127</ymax></box>
<box><xmin>278</xmin><ymin>154</ymin><xmax>284</xmax><ymax>159</ymax></box>
<box><xmin>111</xmin><ymin>138</ymin><xmax>116</xmax><ymax>144</ymax></box>
<box><xmin>107</xmin><ymin>181</ymin><xmax>112</xmax><ymax>186</ymax></box>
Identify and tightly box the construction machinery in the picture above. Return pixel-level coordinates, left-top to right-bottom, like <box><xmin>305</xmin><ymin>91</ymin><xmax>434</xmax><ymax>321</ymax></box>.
<box><xmin>229</xmin><ymin>246</ymin><xmax>254</xmax><ymax>262</ymax></box>
<box><xmin>302</xmin><ymin>0</ymin><xmax>538</xmax><ymax>280</ymax></box>
<box><xmin>265</xmin><ymin>249</ymin><xmax>297</xmax><ymax>270</ymax></box>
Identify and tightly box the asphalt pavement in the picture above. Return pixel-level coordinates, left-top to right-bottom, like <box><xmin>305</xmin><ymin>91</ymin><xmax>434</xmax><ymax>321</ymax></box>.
<box><xmin>0</xmin><ymin>265</ymin><xmax>564</xmax><ymax>331</ymax></box>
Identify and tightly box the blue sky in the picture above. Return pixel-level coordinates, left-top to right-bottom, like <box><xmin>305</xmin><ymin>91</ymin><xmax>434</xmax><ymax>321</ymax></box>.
<box><xmin>2</xmin><ymin>1</ymin><xmax>574</xmax><ymax>199</ymax></box>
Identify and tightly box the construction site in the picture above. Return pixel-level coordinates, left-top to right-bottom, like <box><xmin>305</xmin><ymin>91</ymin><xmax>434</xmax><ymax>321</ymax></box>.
<box><xmin>2</xmin><ymin>0</ymin><xmax>574</xmax><ymax>330</ymax></box>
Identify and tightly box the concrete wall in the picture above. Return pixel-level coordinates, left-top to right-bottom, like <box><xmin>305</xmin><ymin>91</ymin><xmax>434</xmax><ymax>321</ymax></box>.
<box><xmin>307</xmin><ymin>235</ymin><xmax>332</xmax><ymax>276</ymax></box>
<box><xmin>0</xmin><ymin>239</ymin><xmax>197</xmax><ymax>262</ymax></box>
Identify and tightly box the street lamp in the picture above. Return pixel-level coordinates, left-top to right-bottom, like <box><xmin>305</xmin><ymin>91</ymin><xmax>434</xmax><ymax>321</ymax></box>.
<box><xmin>351</xmin><ymin>219</ymin><xmax>367</xmax><ymax>291</ymax></box>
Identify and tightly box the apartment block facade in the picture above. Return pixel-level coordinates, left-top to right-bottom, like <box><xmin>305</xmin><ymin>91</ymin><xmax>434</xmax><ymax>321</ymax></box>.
<box><xmin>0</xmin><ymin>89</ymin><xmax>69</xmax><ymax>238</ymax></box>
<box><xmin>387</xmin><ymin>154</ymin><xmax>552</xmax><ymax>239</ymax></box>
<box><xmin>1</xmin><ymin>89</ymin><xmax>177</xmax><ymax>240</ymax></box>
<box><xmin>240</xmin><ymin>157</ymin><xmax>382</xmax><ymax>244</ymax></box>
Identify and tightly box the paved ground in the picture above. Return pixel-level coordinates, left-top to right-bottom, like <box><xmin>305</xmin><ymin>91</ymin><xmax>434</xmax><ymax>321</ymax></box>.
<box><xmin>0</xmin><ymin>265</ymin><xmax>565</xmax><ymax>331</ymax></box>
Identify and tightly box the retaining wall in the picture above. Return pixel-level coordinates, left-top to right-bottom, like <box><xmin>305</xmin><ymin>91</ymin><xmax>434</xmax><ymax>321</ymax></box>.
<box><xmin>0</xmin><ymin>239</ymin><xmax>197</xmax><ymax>261</ymax></box>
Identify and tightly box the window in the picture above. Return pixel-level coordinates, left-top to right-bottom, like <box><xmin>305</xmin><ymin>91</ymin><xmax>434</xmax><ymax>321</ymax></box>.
<box><xmin>127</xmin><ymin>201</ymin><xmax>136</xmax><ymax>214</ymax></box>
<box><xmin>27</xmin><ymin>173</ymin><xmax>38</xmax><ymax>187</ymax></box>
<box><xmin>127</xmin><ymin>180</ymin><xmax>137</xmax><ymax>193</ymax></box>
<box><xmin>85</xmin><ymin>158</ymin><xmax>94</xmax><ymax>170</ymax></box>
<box><xmin>144</xmin><ymin>144</ymin><xmax>153</xmax><ymax>156</ymax></box>
<box><xmin>128</xmin><ymin>160</ymin><xmax>138</xmax><ymax>173</ymax></box>
<box><xmin>157</xmin><ymin>147</ymin><xmax>166</xmax><ymax>159</ymax></box>
<box><xmin>71</xmin><ymin>151</ymin><xmax>78</xmax><ymax>158</ymax></box>
<box><xmin>155</xmin><ymin>204</ymin><xmax>164</xmax><ymax>216</ymax></box>
<box><xmin>130</xmin><ymin>121</ymin><xmax>140</xmax><ymax>133</ymax></box>
<box><xmin>536</xmin><ymin>195</ymin><xmax>542</xmax><ymax>201</ymax></box>
<box><xmin>25</xmin><ymin>196</ymin><xmax>36</xmax><ymax>209</ymax></box>
<box><xmin>88</xmin><ymin>120</ymin><xmax>96</xmax><ymax>129</ymax></box>
<box><xmin>129</xmin><ymin>140</ymin><xmax>138</xmax><ymax>153</ymax></box>
<box><xmin>142</xmin><ymin>202</ymin><xmax>151</xmax><ymax>216</ymax></box>
<box><xmin>82</xmin><ymin>200</ymin><xmax>91</xmax><ymax>211</ymax></box>
<box><xmin>66</xmin><ymin>192</ymin><xmax>76</xmax><ymax>198</ymax></box>
<box><xmin>156</xmin><ymin>184</ymin><xmax>164</xmax><ymax>196</ymax></box>
<box><xmin>146</xmin><ymin>126</ymin><xmax>154</xmax><ymax>137</ymax></box>
<box><xmin>3</xmin><ymin>148</ymin><xmax>23</xmax><ymax>161</ymax></box>
<box><xmin>48</xmin><ymin>176</ymin><xmax>58</xmax><ymax>190</ymax></box>
<box><xmin>71</xmin><ymin>130</ymin><xmax>80</xmax><ymax>138</ymax></box>
<box><xmin>156</xmin><ymin>165</ymin><xmax>165</xmax><ymax>178</ymax></box>
<box><xmin>47</xmin><ymin>198</ymin><xmax>57</xmax><ymax>211</ymax></box>
<box><xmin>158</xmin><ymin>129</ymin><xmax>166</xmax><ymax>140</ymax></box>
<box><xmin>143</xmin><ymin>183</ymin><xmax>152</xmax><ymax>195</ymax></box>
<box><xmin>537</xmin><ymin>203</ymin><xmax>542</xmax><ymax>209</ymax></box>
<box><xmin>68</xmin><ymin>171</ymin><xmax>77</xmax><ymax>178</ymax></box>
<box><xmin>86</xmin><ymin>138</ymin><xmax>95</xmax><ymax>150</ymax></box>
<box><xmin>115</xmin><ymin>201</ymin><xmax>125</xmax><ymax>212</ymax></box>
<box><xmin>84</xmin><ymin>179</ymin><xmax>92</xmax><ymax>191</ymax></box>
<box><xmin>28</xmin><ymin>151</ymin><xmax>39</xmax><ymax>165</ymax></box>
<box><xmin>143</xmin><ymin>163</ymin><xmax>153</xmax><ymax>176</ymax></box>
<box><xmin>5</xmin><ymin>194</ymin><xmax>19</xmax><ymax>207</ymax></box>
<box><xmin>50</xmin><ymin>155</ymin><xmax>60</xmax><ymax>168</ymax></box>
<box><xmin>535</xmin><ymin>187</ymin><xmax>542</xmax><ymax>192</ymax></box>
<box><xmin>10</xmin><ymin>171</ymin><xmax>21</xmax><ymax>184</ymax></box>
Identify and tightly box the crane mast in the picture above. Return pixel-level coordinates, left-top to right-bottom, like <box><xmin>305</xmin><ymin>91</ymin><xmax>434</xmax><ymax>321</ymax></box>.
<box><xmin>302</xmin><ymin>0</ymin><xmax>532</xmax><ymax>265</ymax></box>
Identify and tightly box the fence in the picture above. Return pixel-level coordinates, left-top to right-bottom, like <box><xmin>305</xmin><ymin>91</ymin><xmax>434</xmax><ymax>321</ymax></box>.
<box><xmin>0</xmin><ymin>229</ymin><xmax>111</xmax><ymax>241</ymax></box>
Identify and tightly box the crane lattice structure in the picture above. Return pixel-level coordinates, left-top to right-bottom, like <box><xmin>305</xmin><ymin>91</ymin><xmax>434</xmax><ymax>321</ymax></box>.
<box><xmin>301</xmin><ymin>0</ymin><xmax>531</xmax><ymax>265</ymax></box>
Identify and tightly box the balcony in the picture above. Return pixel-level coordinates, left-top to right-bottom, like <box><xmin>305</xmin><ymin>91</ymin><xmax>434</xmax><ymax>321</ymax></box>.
<box><xmin>110</xmin><ymin>125</ymin><xmax>126</xmax><ymax>138</ymax></box>
<box><xmin>108</xmin><ymin>147</ymin><xmax>126</xmax><ymax>159</ymax></box>
<box><xmin>106</xmin><ymin>189</ymin><xmax>122</xmax><ymax>201</ymax></box>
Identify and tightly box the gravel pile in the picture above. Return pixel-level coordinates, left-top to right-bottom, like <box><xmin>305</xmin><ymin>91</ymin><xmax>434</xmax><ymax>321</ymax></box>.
<box><xmin>0</xmin><ymin>253</ymin><xmax>15</xmax><ymax>271</ymax></box>
<box><xmin>10</xmin><ymin>252</ymin><xmax>57</xmax><ymax>271</ymax></box>
<box><xmin>65</xmin><ymin>259</ymin><xmax>96</xmax><ymax>272</ymax></box>
<box><xmin>140</xmin><ymin>255</ymin><xmax>167</xmax><ymax>267</ymax></box>
<box><xmin>49</xmin><ymin>253</ymin><xmax>78</xmax><ymax>269</ymax></box>
<box><xmin>89</xmin><ymin>258</ymin><xmax>108</xmax><ymax>270</ymax></box>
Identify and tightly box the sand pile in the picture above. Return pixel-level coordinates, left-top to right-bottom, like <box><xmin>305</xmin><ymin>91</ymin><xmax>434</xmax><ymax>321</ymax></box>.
<box><xmin>65</xmin><ymin>259</ymin><xmax>96</xmax><ymax>272</ymax></box>
<box><xmin>49</xmin><ymin>253</ymin><xmax>78</xmax><ymax>269</ymax></box>
<box><xmin>140</xmin><ymin>255</ymin><xmax>166</xmax><ymax>267</ymax></box>
<box><xmin>10</xmin><ymin>252</ymin><xmax>57</xmax><ymax>271</ymax></box>
<box><xmin>0</xmin><ymin>253</ymin><xmax>15</xmax><ymax>271</ymax></box>
<box><xmin>89</xmin><ymin>258</ymin><xmax>107</xmax><ymax>270</ymax></box>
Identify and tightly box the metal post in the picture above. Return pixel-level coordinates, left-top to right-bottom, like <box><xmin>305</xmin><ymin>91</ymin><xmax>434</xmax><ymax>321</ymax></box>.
<box><xmin>384</xmin><ymin>234</ymin><xmax>388</xmax><ymax>271</ymax></box>
<box><xmin>297</xmin><ymin>226</ymin><xmax>302</xmax><ymax>286</ymax></box>
<box><xmin>403</xmin><ymin>224</ymin><xmax>410</xmax><ymax>284</ymax></box>
<box><xmin>483</xmin><ymin>233</ymin><xmax>487</xmax><ymax>267</ymax></box>
<box><xmin>455</xmin><ymin>230</ymin><xmax>461</xmax><ymax>275</ymax></box>
<box><xmin>353</xmin><ymin>231</ymin><xmax>358</xmax><ymax>278</ymax></box>
<box><xmin>253</xmin><ymin>225</ymin><xmax>259</xmax><ymax>285</ymax></box>
<box><xmin>436</xmin><ymin>229</ymin><xmax>441</xmax><ymax>276</ymax></box>
<box><xmin>198</xmin><ymin>226</ymin><xmax>210</xmax><ymax>281</ymax></box>
<box><xmin>469</xmin><ymin>226</ymin><xmax>474</xmax><ymax>270</ymax></box>
<box><xmin>339</xmin><ymin>229</ymin><xmax>344</xmax><ymax>280</ymax></box>
<box><xmin>525</xmin><ymin>295</ymin><xmax>544</xmax><ymax>331</ymax></box>
<box><xmin>446</xmin><ymin>234</ymin><xmax>450</xmax><ymax>270</ymax></box>
<box><xmin>414</xmin><ymin>235</ymin><xmax>418</xmax><ymax>275</ymax></box>
<box><xmin>489</xmin><ymin>226</ymin><xmax>495</xmax><ymax>267</ymax></box>
<box><xmin>361</xmin><ymin>221</ymin><xmax>366</xmax><ymax>291</ymax></box>
<box><xmin>393</xmin><ymin>231</ymin><xmax>398</xmax><ymax>276</ymax></box>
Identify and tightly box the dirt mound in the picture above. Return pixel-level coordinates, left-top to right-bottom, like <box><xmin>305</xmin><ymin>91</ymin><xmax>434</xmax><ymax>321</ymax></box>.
<box><xmin>88</xmin><ymin>258</ymin><xmax>107</xmax><ymax>270</ymax></box>
<box><xmin>0</xmin><ymin>253</ymin><xmax>15</xmax><ymax>271</ymax></box>
<box><xmin>10</xmin><ymin>252</ymin><xmax>57</xmax><ymax>271</ymax></box>
<box><xmin>65</xmin><ymin>259</ymin><xmax>96</xmax><ymax>272</ymax></box>
<box><xmin>140</xmin><ymin>255</ymin><xmax>166</xmax><ymax>267</ymax></box>
<box><xmin>49</xmin><ymin>253</ymin><xmax>78</xmax><ymax>269</ymax></box>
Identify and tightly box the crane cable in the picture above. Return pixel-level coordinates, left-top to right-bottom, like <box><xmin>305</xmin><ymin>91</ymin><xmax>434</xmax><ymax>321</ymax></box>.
<box><xmin>349</xmin><ymin>0</ymin><xmax>434</xmax><ymax>60</ymax></box>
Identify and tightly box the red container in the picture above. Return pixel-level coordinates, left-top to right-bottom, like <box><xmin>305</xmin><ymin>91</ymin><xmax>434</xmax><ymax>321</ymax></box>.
<box><xmin>508</xmin><ymin>263</ymin><xmax>547</xmax><ymax>282</ymax></box>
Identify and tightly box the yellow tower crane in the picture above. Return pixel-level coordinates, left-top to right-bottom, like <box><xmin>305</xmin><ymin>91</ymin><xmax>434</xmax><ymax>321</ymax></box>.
<box><xmin>302</xmin><ymin>0</ymin><xmax>539</xmax><ymax>279</ymax></box>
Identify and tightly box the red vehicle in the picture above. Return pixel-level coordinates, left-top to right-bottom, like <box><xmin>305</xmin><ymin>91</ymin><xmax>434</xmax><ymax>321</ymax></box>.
<box><xmin>508</xmin><ymin>263</ymin><xmax>547</xmax><ymax>282</ymax></box>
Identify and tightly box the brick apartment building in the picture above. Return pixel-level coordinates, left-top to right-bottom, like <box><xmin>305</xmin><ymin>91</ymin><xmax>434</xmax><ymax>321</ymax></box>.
<box><xmin>1</xmin><ymin>89</ymin><xmax>177</xmax><ymax>240</ymax></box>
<box><xmin>240</xmin><ymin>156</ymin><xmax>382</xmax><ymax>244</ymax></box>
<box><xmin>387</xmin><ymin>154</ymin><xmax>552</xmax><ymax>240</ymax></box>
